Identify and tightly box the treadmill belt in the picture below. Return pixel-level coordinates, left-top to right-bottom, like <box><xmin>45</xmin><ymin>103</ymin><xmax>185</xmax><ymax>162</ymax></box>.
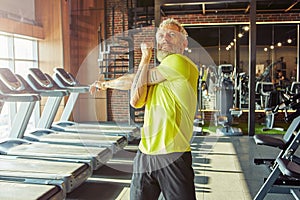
<box><xmin>0</xmin><ymin>180</ymin><xmax>64</xmax><ymax>200</ymax></box>
<box><xmin>7</xmin><ymin>143</ymin><xmax>107</xmax><ymax>158</ymax></box>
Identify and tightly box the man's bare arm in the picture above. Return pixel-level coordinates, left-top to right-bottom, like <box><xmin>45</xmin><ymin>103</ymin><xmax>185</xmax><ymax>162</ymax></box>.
<box><xmin>90</xmin><ymin>68</ymin><xmax>165</xmax><ymax>95</ymax></box>
<box><xmin>90</xmin><ymin>44</ymin><xmax>165</xmax><ymax>97</ymax></box>
<box><xmin>130</xmin><ymin>42</ymin><xmax>152</xmax><ymax>108</ymax></box>
<box><xmin>101</xmin><ymin>74</ymin><xmax>135</xmax><ymax>90</ymax></box>
<box><xmin>90</xmin><ymin>74</ymin><xmax>135</xmax><ymax>95</ymax></box>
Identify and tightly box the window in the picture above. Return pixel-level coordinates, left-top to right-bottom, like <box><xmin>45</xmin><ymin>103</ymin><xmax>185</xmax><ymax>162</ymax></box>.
<box><xmin>0</xmin><ymin>33</ymin><xmax>39</xmax><ymax>140</ymax></box>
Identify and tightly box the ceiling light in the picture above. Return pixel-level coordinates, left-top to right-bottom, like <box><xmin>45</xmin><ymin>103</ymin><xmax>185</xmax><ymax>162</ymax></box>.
<box><xmin>277</xmin><ymin>42</ymin><xmax>282</xmax><ymax>47</ymax></box>
<box><xmin>270</xmin><ymin>45</ymin><xmax>274</xmax><ymax>49</ymax></box>
<box><xmin>264</xmin><ymin>48</ymin><xmax>268</xmax><ymax>52</ymax></box>
<box><xmin>243</xmin><ymin>26</ymin><xmax>249</xmax><ymax>31</ymax></box>
<box><xmin>287</xmin><ymin>38</ymin><xmax>292</xmax><ymax>43</ymax></box>
<box><xmin>238</xmin><ymin>33</ymin><xmax>243</xmax><ymax>38</ymax></box>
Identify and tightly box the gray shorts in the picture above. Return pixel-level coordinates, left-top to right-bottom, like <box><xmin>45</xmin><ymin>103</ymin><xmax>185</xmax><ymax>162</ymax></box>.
<box><xmin>130</xmin><ymin>151</ymin><xmax>196</xmax><ymax>200</ymax></box>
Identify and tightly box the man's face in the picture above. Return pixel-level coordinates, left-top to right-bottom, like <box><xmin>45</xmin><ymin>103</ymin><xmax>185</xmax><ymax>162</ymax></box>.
<box><xmin>156</xmin><ymin>24</ymin><xmax>187</xmax><ymax>61</ymax></box>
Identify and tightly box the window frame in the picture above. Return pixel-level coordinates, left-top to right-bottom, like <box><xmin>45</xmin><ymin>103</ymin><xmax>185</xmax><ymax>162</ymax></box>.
<box><xmin>0</xmin><ymin>32</ymin><xmax>40</xmax><ymax>138</ymax></box>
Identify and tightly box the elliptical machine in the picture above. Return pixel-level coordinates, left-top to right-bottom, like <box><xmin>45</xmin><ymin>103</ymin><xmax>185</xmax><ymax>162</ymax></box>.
<box><xmin>193</xmin><ymin>65</ymin><xmax>206</xmax><ymax>134</ymax></box>
<box><xmin>215</xmin><ymin>64</ymin><xmax>242</xmax><ymax>136</ymax></box>
<box><xmin>262</xmin><ymin>84</ymin><xmax>285</xmax><ymax>131</ymax></box>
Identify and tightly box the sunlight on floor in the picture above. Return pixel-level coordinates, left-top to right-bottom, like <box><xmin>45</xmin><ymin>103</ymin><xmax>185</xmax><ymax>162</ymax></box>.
<box><xmin>192</xmin><ymin>135</ymin><xmax>251</xmax><ymax>200</ymax></box>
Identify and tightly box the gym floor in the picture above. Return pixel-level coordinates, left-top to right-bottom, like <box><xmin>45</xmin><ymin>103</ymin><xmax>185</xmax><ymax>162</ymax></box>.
<box><xmin>66</xmin><ymin>134</ymin><xmax>295</xmax><ymax>200</ymax></box>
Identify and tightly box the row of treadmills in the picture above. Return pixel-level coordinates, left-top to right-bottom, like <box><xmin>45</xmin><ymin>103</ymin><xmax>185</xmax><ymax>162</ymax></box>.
<box><xmin>0</xmin><ymin>67</ymin><xmax>140</xmax><ymax>199</ymax></box>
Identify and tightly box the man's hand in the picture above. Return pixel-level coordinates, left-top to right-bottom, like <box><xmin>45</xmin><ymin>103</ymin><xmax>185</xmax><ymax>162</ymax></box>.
<box><xmin>130</xmin><ymin>42</ymin><xmax>153</xmax><ymax>108</ymax></box>
<box><xmin>89</xmin><ymin>81</ymin><xmax>106</xmax><ymax>95</ymax></box>
<box><xmin>140</xmin><ymin>42</ymin><xmax>153</xmax><ymax>61</ymax></box>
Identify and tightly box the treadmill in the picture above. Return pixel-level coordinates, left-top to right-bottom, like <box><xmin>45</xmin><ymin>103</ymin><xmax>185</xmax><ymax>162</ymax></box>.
<box><xmin>51</xmin><ymin>68</ymin><xmax>140</xmax><ymax>139</ymax></box>
<box><xmin>22</xmin><ymin>68</ymin><xmax>127</xmax><ymax>153</ymax></box>
<box><xmin>0</xmin><ymin>155</ymin><xmax>91</xmax><ymax>194</ymax></box>
<box><xmin>0</xmin><ymin>180</ymin><xmax>64</xmax><ymax>200</ymax></box>
<box><xmin>0</xmin><ymin>75</ymin><xmax>92</xmax><ymax>194</ymax></box>
<box><xmin>0</xmin><ymin>68</ymin><xmax>111</xmax><ymax>171</ymax></box>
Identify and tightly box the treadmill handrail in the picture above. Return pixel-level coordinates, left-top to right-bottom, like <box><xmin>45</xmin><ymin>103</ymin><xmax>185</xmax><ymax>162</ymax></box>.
<box><xmin>53</xmin><ymin>68</ymin><xmax>89</xmax><ymax>92</ymax></box>
<box><xmin>0</xmin><ymin>139</ymin><xmax>30</xmax><ymax>154</ymax></box>
<box><xmin>0</xmin><ymin>68</ymin><xmax>41</xmax><ymax>101</ymax></box>
<box><xmin>26</xmin><ymin>69</ymin><xmax>69</xmax><ymax>97</ymax></box>
<box><xmin>0</xmin><ymin>93</ymin><xmax>40</xmax><ymax>102</ymax></box>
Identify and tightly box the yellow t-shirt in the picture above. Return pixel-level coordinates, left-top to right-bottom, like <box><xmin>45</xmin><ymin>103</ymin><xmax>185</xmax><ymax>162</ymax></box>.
<box><xmin>139</xmin><ymin>54</ymin><xmax>199</xmax><ymax>155</ymax></box>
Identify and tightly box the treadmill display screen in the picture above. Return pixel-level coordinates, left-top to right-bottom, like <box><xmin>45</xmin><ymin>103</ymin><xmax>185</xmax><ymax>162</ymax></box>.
<box><xmin>0</xmin><ymin>68</ymin><xmax>21</xmax><ymax>90</ymax></box>
<box><xmin>29</xmin><ymin>68</ymin><xmax>52</xmax><ymax>87</ymax></box>
<box><xmin>0</xmin><ymin>68</ymin><xmax>19</xmax><ymax>83</ymax></box>
<box><xmin>56</xmin><ymin>68</ymin><xmax>73</xmax><ymax>84</ymax></box>
<box><xmin>56</xmin><ymin>68</ymin><xmax>69</xmax><ymax>78</ymax></box>
<box><xmin>30</xmin><ymin>68</ymin><xmax>47</xmax><ymax>81</ymax></box>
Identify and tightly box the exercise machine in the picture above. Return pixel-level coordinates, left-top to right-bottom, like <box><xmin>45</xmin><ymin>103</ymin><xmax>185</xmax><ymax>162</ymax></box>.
<box><xmin>0</xmin><ymin>180</ymin><xmax>64</xmax><ymax>200</ymax></box>
<box><xmin>22</xmin><ymin>68</ymin><xmax>127</xmax><ymax>153</ymax></box>
<box><xmin>193</xmin><ymin>65</ymin><xmax>206</xmax><ymax>134</ymax></box>
<box><xmin>290</xmin><ymin>82</ymin><xmax>300</xmax><ymax>95</ymax></box>
<box><xmin>262</xmin><ymin>83</ymin><xmax>284</xmax><ymax>131</ymax></box>
<box><xmin>0</xmin><ymin>76</ymin><xmax>93</xmax><ymax>194</ymax></box>
<box><xmin>254</xmin><ymin>128</ymin><xmax>300</xmax><ymax>199</ymax></box>
<box><xmin>254</xmin><ymin>94</ymin><xmax>300</xmax><ymax>199</ymax></box>
<box><xmin>0</xmin><ymin>68</ymin><xmax>111</xmax><ymax>171</ymax></box>
<box><xmin>0</xmin><ymin>83</ymin><xmax>90</xmax><ymax>195</ymax></box>
<box><xmin>215</xmin><ymin>64</ymin><xmax>242</xmax><ymax>136</ymax></box>
<box><xmin>51</xmin><ymin>68</ymin><xmax>140</xmax><ymax>140</ymax></box>
<box><xmin>254</xmin><ymin>92</ymin><xmax>300</xmax><ymax>165</ymax></box>
<box><xmin>254</xmin><ymin>116</ymin><xmax>300</xmax><ymax>166</ymax></box>
<box><xmin>0</xmin><ymin>155</ymin><xmax>91</xmax><ymax>194</ymax></box>
<box><xmin>255</xmin><ymin>81</ymin><xmax>285</xmax><ymax>131</ymax></box>
<box><xmin>238</xmin><ymin>72</ymin><xmax>249</xmax><ymax>109</ymax></box>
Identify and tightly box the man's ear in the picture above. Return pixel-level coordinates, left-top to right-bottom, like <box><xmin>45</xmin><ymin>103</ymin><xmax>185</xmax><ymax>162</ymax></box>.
<box><xmin>184</xmin><ymin>39</ymin><xmax>188</xmax><ymax>47</ymax></box>
<box><xmin>182</xmin><ymin>39</ymin><xmax>188</xmax><ymax>52</ymax></box>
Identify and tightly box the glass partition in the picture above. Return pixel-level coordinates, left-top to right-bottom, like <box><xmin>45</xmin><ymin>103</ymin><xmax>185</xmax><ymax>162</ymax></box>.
<box><xmin>185</xmin><ymin>23</ymin><xmax>298</xmax><ymax>111</ymax></box>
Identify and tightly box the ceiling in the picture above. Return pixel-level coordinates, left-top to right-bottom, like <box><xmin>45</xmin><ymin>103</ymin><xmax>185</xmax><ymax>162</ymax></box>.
<box><xmin>159</xmin><ymin>0</ymin><xmax>300</xmax><ymax>16</ymax></box>
<box><xmin>152</xmin><ymin>1</ymin><xmax>300</xmax><ymax>47</ymax></box>
<box><xmin>134</xmin><ymin>1</ymin><xmax>300</xmax><ymax>47</ymax></box>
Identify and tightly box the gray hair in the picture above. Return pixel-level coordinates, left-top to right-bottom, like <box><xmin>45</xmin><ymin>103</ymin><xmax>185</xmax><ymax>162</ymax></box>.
<box><xmin>159</xmin><ymin>18</ymin><xmax>188</xmax><ymax>38</ymax></box>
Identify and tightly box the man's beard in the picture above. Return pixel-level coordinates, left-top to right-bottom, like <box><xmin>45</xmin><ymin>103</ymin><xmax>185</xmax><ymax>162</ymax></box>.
<box><xmin>156</xmin><ymin>50</ymin><xmax>173</xmax><ymax>62</ymax></box>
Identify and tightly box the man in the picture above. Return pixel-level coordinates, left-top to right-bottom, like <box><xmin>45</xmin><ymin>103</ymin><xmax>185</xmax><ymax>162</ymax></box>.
<box><xmin>90</xmin><ymin>18</ymin><xmax>198</xmax><ymax>200</ymax></box>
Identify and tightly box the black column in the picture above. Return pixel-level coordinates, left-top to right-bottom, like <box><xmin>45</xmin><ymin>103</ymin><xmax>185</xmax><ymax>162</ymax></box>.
<box><xmin>155</xmin><ymin>0</ymin><xmax>161</xmax><ymax>27</ymax></box>
<box><xmin>297</xmin><ymin>24</ymin><xmax>300</xmax><ymax>82</ymax></box>
<box><xmin>248</xmin><ymin>0</ymin><xmax>256</xmax><ymax>136</ymax></box>
<box><xmin>235</xmin><ymin>25</ymin><xmax>241</xmax><ymax>108</ymax></box>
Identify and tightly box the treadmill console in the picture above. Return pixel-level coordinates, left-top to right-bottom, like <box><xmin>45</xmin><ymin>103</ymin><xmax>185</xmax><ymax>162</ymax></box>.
<box><xmin>55</xmin><ymin>68</ymin><xmax>76</xmax><ymax>85</ymax></box>
<box><xmin>29</xmin><ymin>68</ymin><xmax>52</xmax><ymax>88</ymax></box>
<box><xmin>0</xmin><ymin>68</ymin><xmax>22</xmax><ymax>90</ymax></box>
